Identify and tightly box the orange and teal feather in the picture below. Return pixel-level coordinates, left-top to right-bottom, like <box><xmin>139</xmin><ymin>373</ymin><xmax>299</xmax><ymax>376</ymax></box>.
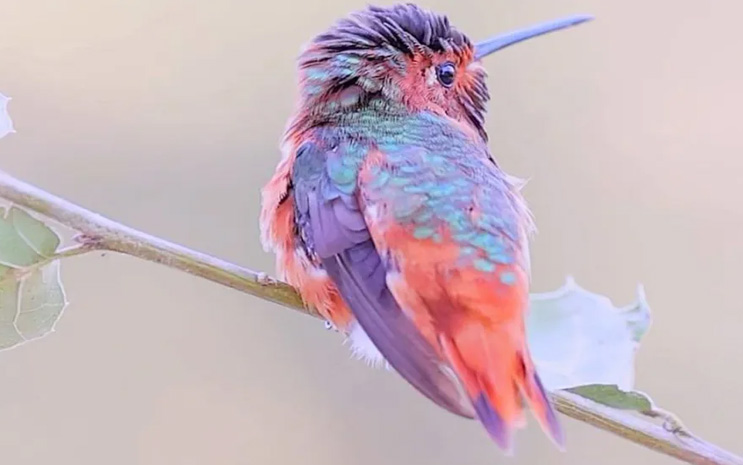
<box><xmin>287</xmin><ymin>114</ymin><xmax>562</xmax><ymax>451</ymax></box>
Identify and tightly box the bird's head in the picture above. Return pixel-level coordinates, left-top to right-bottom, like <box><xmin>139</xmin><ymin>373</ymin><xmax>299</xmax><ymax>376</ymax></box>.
<box><xmin>292</xmin><ymin>3</ymin><xmax>591</xmax><ymax>140</ymax></box>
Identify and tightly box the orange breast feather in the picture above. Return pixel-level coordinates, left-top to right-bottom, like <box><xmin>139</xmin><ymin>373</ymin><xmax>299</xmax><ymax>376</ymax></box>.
<box><xmin>259</xmin><ymin>145</ymin><xmax>354</xmax><ymax>330</ymax></box>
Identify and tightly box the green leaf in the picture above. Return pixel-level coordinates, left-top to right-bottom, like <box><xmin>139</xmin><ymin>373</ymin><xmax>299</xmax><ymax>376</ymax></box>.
<box><xmin>8</xmin><ymin>206</ymin><xmax>61</xmax><ymax>257</ymax></box>
<box><xmin>0</xmin><ymin>207</ymin><xmax>58</xmax><ymax>267</ymax></box>
<box><xmin>0</xmin><ymin>207</ymin><xmax>67</xmax><ymax>351</ymax></box>
<box><xmin>566</xmin><ymin>384</ymin><xmax>654</xmax><ymax>411</ymax></box>
<box><xmin>0</xmin><ymin>93</ymin><xmax>14</xmax><ymax>139</ymax></box>
<box><xmin>527</xmin><ymin>277</ymin><xmax>652</xmax><ymax>394</ymax></box>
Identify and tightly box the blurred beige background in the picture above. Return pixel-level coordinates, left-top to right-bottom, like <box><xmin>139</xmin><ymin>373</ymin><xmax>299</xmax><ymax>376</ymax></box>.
<box><xmin>1</xmin><ymin>0</ymin><xmax>742</xmax><ymax>463</ymax></box>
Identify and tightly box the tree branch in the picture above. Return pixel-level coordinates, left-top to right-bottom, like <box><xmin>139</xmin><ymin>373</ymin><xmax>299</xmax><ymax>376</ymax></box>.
<box><xmin>0</xmin><ymin>169</ymin><xmax>739</xmax><ymax>465</ymax></box>
<box><xmin>0</xmin><ymin>171</ymin><xmax>310</xmax><ymax>316</ymax></box>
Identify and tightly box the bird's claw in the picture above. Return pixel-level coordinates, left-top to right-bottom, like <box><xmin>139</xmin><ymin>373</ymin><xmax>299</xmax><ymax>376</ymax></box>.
<box><xmin>643</xmin><ymin>408</ymin><xmax>688</xmax><ymax>436</ymax></box>
<box><xmin>256</xmin><ymin>272</ymin><xmax>273</xmax><ymax>285</ymax></box>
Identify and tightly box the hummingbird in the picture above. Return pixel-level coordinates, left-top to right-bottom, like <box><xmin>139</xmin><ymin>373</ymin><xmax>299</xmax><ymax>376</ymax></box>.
<box><xmin>260</xmin><ymin>3</ymin><xmax>591</xmax><ymax>452</ymax></box>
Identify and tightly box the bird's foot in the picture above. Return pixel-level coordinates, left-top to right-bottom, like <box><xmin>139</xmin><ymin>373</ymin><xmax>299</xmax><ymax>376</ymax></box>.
<box><xmin>255</xmin><ymin>272</ymin><xmax>273</xmax><ymax>285</ymax></box>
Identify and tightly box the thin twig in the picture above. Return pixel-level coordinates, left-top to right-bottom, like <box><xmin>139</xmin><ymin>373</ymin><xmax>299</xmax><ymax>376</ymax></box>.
<box><xmin>3</xmin><ymin>244</ymin><xmax>93</xmax><ymax>284</ymax></box>
<box><xmin>0</xmin><ymin>169</ymin><xmax>739</xmax><ymax>465</ymax></box>
<box><xmin>552</xmin><ymin>392</ymin><xmax>741</xmax><ymax>465</ymax></box>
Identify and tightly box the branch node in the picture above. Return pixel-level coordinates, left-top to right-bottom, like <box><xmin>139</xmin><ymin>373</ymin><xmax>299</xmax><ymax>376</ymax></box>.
<box><xmin>73</xmin><ymin>232</ymin><xmax>104</xmax><ymax>247</ymax></box>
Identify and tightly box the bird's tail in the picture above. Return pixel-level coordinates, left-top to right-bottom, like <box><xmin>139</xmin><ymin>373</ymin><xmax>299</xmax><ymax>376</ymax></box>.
<box><xmin>440</xmin><ymin>323</ymin><xmax>563</xmax><ymax>453</ymax></box>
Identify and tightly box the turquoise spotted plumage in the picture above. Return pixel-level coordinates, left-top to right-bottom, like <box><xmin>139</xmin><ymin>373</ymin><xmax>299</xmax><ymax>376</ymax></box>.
<box><xmin>318</xmin><ymin>110</ymin><xmax>532</xmax><ymax>279</ymax></box>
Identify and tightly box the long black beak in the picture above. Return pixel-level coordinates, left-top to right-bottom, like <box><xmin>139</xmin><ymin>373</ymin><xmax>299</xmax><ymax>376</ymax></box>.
<box><xmin>474</xmin><ymin>14</ymin><xmax>593</xmax><ymax>60</ymax></box>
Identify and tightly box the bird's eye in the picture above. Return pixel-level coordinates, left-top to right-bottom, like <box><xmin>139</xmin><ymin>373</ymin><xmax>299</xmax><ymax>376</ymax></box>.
<box><xmin>436</xmin><ymin>62</ymin><xmax>456</xmax><ymax>88</ymax></box>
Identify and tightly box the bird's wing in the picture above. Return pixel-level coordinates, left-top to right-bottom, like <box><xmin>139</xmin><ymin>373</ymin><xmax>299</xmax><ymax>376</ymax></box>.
<box><xmin>355</xmin><ymin>143</ymin><xmax>562</xmax><ymax>451</ymax></box>
<box><xmin>291</xmin><ymin>138</ymin><xmax>475</xmax><ymax>419</ymax></box>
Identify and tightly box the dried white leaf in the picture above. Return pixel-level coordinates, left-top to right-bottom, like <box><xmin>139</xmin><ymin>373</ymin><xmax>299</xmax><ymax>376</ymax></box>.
<box><xmin>528</xmin><ymin>276</ymin><xmax>652</xmax><ymax>392</ymax></box>
<box><xmin>0</xmin><ymin>93</ymin><xmax>15</xmax><ymax>140</ymax></box>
